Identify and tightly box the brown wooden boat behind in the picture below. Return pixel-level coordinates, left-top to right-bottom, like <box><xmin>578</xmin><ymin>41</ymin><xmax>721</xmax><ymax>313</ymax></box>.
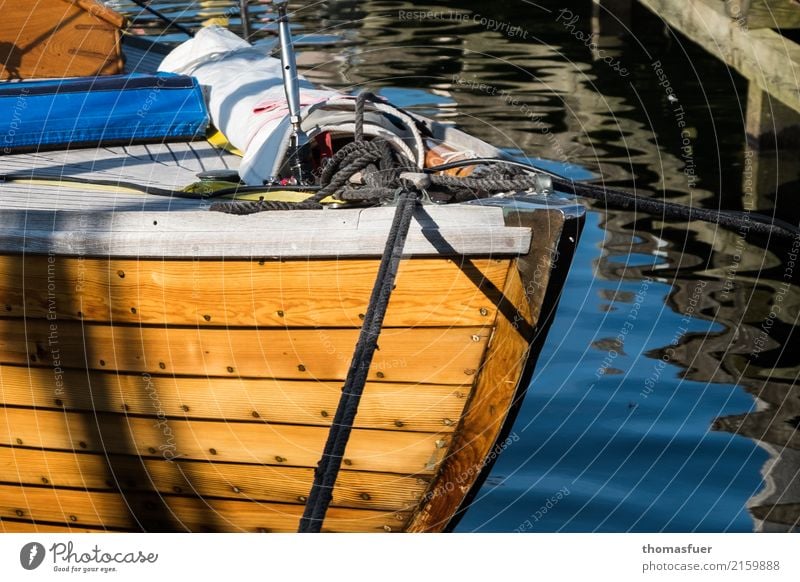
<box><xmin>0</xmin><ymin>0</ymin><xmax>125</xmax><ymax>80</ymax></box>
<box><xmin>0</xmin><ymin>184</ymin><xmax>583</xmax><ymax>532</ymax></box>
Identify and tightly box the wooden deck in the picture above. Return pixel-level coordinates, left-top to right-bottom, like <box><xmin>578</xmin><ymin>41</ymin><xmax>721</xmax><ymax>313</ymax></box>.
<box><xmin>0</xmin><ymin>115</ymin><xmax>532</xmax><ymax>259</ymax></box>
<box><xmin>0</xmin><ymin>141</ymin><xmax>239</xmax><ymax>212</ymax></box>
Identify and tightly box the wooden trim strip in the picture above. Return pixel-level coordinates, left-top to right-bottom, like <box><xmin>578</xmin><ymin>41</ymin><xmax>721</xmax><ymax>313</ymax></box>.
<box><xmin>0</xmin><ymin>447</ymin><xmax>427</xmax><ymax>511</ymax></box>
<box><xmin>69</xmin><ymin>0</ymin><xmax>127</xmax><ymax>29</ymax></box>
<box><xmin>0</xmin><ymin>320</ymin><xmax>489</xmax><ymax>384</ymax></box>
<box><xmin>0</xmin><ymin>227</ymin><xmax>529</xmax><ymax>259</ymax></box>
<box><xmin>0</xmin><ymin>206</ymin><xmax>531</xmax><ymax>258</ymax></box>
<box><xmin>1</xmin><ymin>518</ymin><xmax>103</xmax><ymax>533</ymax></box>
<box><xmin>0</xmin><ymin>366</ymin><xmax>469</xmax><ymax>433</ymax></box>
<box><xmin>0</xmin><ymin>484</ymin><xmax>407</xmax><ymax>532</ymax></box>
<box><xmin>0</xmin><ymin>408</ymin><xmax>450</xmax><ymax>474</ymax></box>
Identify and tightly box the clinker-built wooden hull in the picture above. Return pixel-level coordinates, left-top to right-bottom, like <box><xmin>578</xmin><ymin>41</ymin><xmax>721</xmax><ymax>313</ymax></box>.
<box><xmin>0</xmin><ymin>194</ymin><xmax>582</xmax><ymax>532</ymax></box>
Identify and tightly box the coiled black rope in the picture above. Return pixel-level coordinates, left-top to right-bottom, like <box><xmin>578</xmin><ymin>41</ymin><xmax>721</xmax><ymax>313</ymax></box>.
<box><xmin>298</xmin><ymin>189</ymin><xmax>419</xmax><ymax>533</ymax></box>
<box><xmin>208</xmin><ymin>138</ymin><xmax>417</xmax><ymax>213</ymax></box>
<box><xmin>209</xmin><ymin>92</ymin><xmax>537</xmax><ymax>214</ymax></box>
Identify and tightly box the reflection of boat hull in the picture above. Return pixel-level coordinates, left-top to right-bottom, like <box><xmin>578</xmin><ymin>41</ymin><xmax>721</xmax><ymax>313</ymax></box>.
<box><xmin>0</xmin><ymin>199</ymin><xmax>581</xmax><ymax>532</ymax></box>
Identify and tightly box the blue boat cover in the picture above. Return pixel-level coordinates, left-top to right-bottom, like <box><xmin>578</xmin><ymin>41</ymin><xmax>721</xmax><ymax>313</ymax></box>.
<box><xmin>0</xmin><ymin>73</ymin><xmax>209</xmax><ymax>154</ymax></box>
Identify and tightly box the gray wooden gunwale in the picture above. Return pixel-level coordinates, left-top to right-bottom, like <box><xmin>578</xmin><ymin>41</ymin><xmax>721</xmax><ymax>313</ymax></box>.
<box><xmin>0</xmin><ymin>205</ymin><xmax>532</xmax><ymax>258</ymax></box>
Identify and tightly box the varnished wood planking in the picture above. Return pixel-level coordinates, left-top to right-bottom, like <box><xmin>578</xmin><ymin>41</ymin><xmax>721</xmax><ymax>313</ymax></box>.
<box><xmin>406</xmin><ymin>264</ymin><xmax>535</xmax><ymax>532</ymax></box>
<box><xmin>72</xmin><ymin>0</ymin><xmax>127</xmax><ymax>28</ymax></box>
<box><xmin>0</xmin><ymin>408</ymin><xmax>449</xmax><ymax>474</ymax></box>
<box><xmin>0</xmin><ymin>256</ymin><xmax>508</xmax><ymax>327</ymax></box>
<box><xmin>1</xmin><ymin>518</ymin><xmax>102</xmax><ymax>533</ymax></box>
<box><xmin>0</xmin><ymin>447</ymin><xmax>427</xmax><ymax>511</ymax></box>
<box><xmin>0</xmin><ymin>320</ymin><xmax>489</xmax><ymax>384</ymax></box>
<box><xmin>0</xmin><ymin>484</ymin><xmax>408</xmax><ymax>532</ymax></box>
<box><xmin>0</xmin><ymin>366</ymin><xmax>468</xmax><ymax>433</ymax></box>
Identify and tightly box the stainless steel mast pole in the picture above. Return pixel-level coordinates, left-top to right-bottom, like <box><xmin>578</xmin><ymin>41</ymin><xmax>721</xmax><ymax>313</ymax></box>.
<box><xmin>239</xmin><ymin>0</ymin><xmax>251</xmax><ymax>40</ymax></box>
<box><xmin>275</xmin><ymin>0</ymin><xmax>313</xmax><ymax>183</ymax></box>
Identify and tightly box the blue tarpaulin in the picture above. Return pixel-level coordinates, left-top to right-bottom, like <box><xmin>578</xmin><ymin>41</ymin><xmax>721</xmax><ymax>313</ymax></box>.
<box><xmin>0</xmin><ymin>73</ymin><xmax>208</xmax><ymax>154</ymax></box>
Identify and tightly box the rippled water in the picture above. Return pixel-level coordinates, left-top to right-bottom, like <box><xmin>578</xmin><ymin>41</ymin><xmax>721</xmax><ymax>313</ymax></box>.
<box><xmin>118</xmin><ymin>0</ymin><xmax>800</xmax><ymax>532</ymax></box>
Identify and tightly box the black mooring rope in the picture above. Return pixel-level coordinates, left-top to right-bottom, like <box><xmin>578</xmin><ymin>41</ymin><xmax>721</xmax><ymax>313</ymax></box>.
<box><xmin>298</xmin><ymin>189</ymin><xmax>418</xmax><ymax>533</ymax></box>
<box><xmin>425</xmin><ymin>158</ymin><xmax>800</xmax><ymax>245</ymax></box>
<box><xmin>294</xmin><ymin>93</ymin><xmax>424</xmax><ymax>533</ymax></box>
<box><xmin>562</xmin><ymin>178</ymin><xmax>800</xmax><ymax>244</ymax></box>
<box><xmin>209</xmin><ymin>109</ymin><xmax>800</xmax><ymax>250</ymax></box>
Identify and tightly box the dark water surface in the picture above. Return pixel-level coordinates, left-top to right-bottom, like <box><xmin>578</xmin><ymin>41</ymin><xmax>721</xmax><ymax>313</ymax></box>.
<box><xmin>117</xmin><ymin>0</ymin><xmax>800</xmax><ymax>532</ymax></box>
